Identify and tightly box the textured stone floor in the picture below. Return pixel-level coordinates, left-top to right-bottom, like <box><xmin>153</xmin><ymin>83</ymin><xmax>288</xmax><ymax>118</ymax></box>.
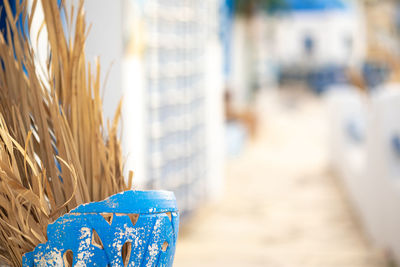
<box><xmin>174</xmin><ymin>90</ymin><xmax>389</xmax><ymax>267</ymax></box>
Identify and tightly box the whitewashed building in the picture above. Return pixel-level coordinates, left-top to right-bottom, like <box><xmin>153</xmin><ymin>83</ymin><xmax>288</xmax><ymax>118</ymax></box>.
<box><xmin>273</xmin><ymin>0</ymin><xmax>366</xmax><ymax>68</ymax></box>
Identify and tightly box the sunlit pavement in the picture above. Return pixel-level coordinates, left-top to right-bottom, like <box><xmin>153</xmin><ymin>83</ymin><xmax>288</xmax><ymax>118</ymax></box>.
<box><xmin>174</xmin><ymin>89</ymin><xmax>388</xmax><ymax>267</ymax></box>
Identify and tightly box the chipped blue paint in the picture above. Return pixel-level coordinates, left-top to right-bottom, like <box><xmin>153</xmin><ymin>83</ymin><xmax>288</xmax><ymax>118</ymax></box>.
<box><xmin>22</xmin><ymin>190</ymin><xmax>179</xmax><ymax>267</ymax></box>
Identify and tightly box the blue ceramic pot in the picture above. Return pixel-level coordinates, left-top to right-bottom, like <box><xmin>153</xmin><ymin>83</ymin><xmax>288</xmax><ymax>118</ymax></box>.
<box><xmin>22</xmin><ymin>190</ymin><xmax>179</xmax><ymax>267</ymax></box>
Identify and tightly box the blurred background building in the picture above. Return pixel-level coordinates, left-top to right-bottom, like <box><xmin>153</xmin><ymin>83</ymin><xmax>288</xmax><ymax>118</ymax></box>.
<box><xmin>81</xmin><ymin>0</ymin><xmax>400</xmax><ymax>265</ymax></box>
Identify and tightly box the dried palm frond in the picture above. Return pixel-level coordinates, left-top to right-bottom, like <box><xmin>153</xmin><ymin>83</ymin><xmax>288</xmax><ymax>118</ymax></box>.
<box><xmin>0</xmin><ymin>0</ymin><xmax>131</xmax><ymax>265</ymax></box>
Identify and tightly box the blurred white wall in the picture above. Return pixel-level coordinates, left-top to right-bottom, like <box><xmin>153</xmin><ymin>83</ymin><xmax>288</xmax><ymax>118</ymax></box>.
<box><xmin>326</xmin><ymin>84</ymin><xmax>400</xmax><ymax>263</ymax></box>
<box><xmin>367</xmin><ymin>85</ymin><xmax>400</xmax><ymax>262</ymax></box>
<box><xmin>84</xmin><ymin>0</ymin><xmax>124</xmax><ymax>122</ymax></box>
<box><xmin>204</xmin><ymin>1</ymin><xmax>225</xmax><ymax>201</ymax></box>
<box><xmin>231</xmin><ymin>17</ymin><xmax>249</xmax><ymax>109</ymax></box>
<box><xmin>83</xmin><ymin>0</ymin><xmax>148</xmax><ymax>187</ymax></box>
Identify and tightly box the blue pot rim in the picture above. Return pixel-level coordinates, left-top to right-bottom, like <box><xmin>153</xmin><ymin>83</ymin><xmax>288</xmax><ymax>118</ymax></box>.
<box><xmin>71</xmin><ymin>190</ymin><xmax>178</xmax><ymax>214</ymax></box>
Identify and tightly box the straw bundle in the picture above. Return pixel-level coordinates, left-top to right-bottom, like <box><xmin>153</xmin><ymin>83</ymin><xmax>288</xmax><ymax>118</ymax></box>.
<box><xmin>0</xmin><ymin>0</ymin><xmax>131</xmax><ymax>265</ymax></box>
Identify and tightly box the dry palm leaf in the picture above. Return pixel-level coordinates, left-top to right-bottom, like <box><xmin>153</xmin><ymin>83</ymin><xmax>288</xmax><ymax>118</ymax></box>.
<box><xmin>0</xmin><ymin>0</ymin><xmax>132</xmax><ymax>265</ymax></box>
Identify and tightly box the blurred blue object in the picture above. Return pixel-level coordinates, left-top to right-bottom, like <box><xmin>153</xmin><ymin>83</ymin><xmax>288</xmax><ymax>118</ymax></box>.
<box><xmin>221</xmin><ymin>0</ymin><xmax>234</xmax><ymax>81</ymax></box>
<box><xmin>272</xmin><ymin>0</ymin><xmax>349</xmax><ymax>12</ymax></box>
<box><xmin>0</xmin><ymin>0</ymin><xmax>29</xmax><ymax>44</ymax></box>
<box><xmin>391</xmin><ymin>135</ymin><xmax>400</xmax><ymax>157</ymax></box>
<box><xmin>226</xmin><ymin>121</ymin><xmax>248</xmax><ymax>156</ymax></box>
<box><xmin>362</xmin><ymin>61</ymin><xmax>391</xmax><ymax>89</ymax></box>
<box><xmin>345</xmin><ymin>119</ymin><xmax>365</xmax><ymax>144</ymax></box>
<box><xmin>308</xmin><ymin>65</ymin><xmax>348</xmax><ymax>94</ymax></box>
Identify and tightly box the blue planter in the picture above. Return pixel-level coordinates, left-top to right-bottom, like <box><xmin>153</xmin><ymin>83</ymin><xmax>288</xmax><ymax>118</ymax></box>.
<box><xmin>22</xmin><ymin>190</ymin><xmax>179</xmax><ymax>267</ymax></box>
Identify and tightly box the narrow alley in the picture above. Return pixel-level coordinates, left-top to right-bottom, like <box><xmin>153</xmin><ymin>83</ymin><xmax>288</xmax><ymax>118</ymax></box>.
<box><xmin>174</xmin><ymin>91</ymin><xmax>388</xmax><ymax>267</ymax></box>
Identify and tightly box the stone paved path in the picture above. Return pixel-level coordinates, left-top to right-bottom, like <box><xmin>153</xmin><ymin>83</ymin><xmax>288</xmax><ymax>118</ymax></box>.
<box><xmin>174</xmin><ymin>91</ymin><xmax>388</xmax><ymax>267</ymax></box>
